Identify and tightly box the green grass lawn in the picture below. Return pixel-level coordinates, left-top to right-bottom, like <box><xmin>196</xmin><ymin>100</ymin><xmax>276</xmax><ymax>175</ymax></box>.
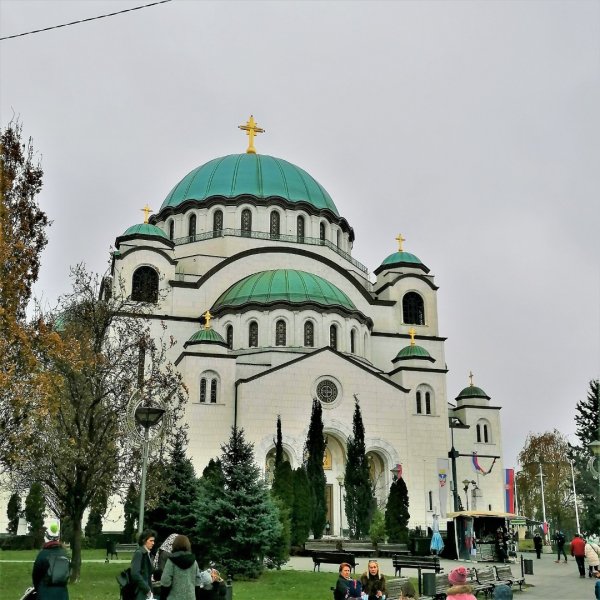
<box><xmin>0</xmin><ymin>550</ymin><xmax>356</xmax><ymax>600</ymax></box>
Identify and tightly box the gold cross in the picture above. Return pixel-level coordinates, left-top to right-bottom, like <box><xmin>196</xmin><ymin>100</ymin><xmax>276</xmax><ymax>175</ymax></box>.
<box><xmin>408</xmin><ymin>327</ymin><xmax>416</xmax><ymax>345</ymax></box>
<box><xmin>238</xmin><ymin>115</ymin><xmax>265</xmax><ymax>154</ymax></box>
<box><xmin>140</xmin><ymin>204</ymin><xmax>153</xmax><ymax>224</ymax></box>
<box><xmin>395</xmin><ymin>233</ymin><xmax>406</xmax><ymax>252</ymax></box>
<box><xmin>469</xmin><ymin>371</ymin><xmax>474</xmax><ymax>386</ymax></box>
<box><xmin>203</xmin><ymin>310</ymin><xmax>212</xmax><ymax>330</ymax></box>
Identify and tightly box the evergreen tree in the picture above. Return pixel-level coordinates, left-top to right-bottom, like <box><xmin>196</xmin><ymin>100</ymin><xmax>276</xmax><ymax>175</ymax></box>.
<box><xmin>274</xmin><ymin>415</ymin><xmax>283</xmax><ymax>469</ymax></box>
<box><xmin>84</xmin><ymin>493</ymin><xmax>107</xmax><ymax>540</ymax></box>
<box><xmin>25</xmin><ymin>482</ymin><xmax>45</xmax><ymax>547</ymax></box>
<box><xmin>344</xmin><ymin>397</ymin><xmax>373</xmax><ymax>539</ymax></box>
<box><xmin>271</xmin><ymin>416</ymin><xmax>294</xmax><ymax>512</ymax></box>
<box><xmin>305</xmin><ymin>398</ymin><xmax>327</xmax><ymax>538</ymax></box>
<box><xmin>194</xmin><ymin>427</ymin><xmax>283</xmax><ymax>578</ymax></box>
<box><xmin>571</xmin><ymin>379</ymin><xmax>600</xmax><ymax>533</ymax></box>
<box><xmin>385</xmin><ymin>476</ymin><xmax>410</xmax><ymax>543</ymax></box>
<box><xmin>291</xmin><ymin>467</ymin><xmax>311</xmax><ymax>547</ymax></box>
<box><xmin>7</xmin><ymin>492</ymin><xmax>22</xmax><ymax>535</ymax></box>
<box><xmin>146</xmin><ymin>430</ymin><xmax>198</xmax><ymax>542</ymax></box>
<box><xmin>123</xmin><ymin>482</ymin><xmax>138</xmax><ymax>542</ymax></box>
<box><xmin>265</xmin><ymin>496</ymin><xmax>291</xmax><ymax>569</ymax></box>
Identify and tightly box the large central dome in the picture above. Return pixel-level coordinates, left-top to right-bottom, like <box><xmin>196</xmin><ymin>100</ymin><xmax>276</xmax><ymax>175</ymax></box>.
<box><xmin>160</xmin><ymin>154</ymin><xmax>338</xmax><ymax>215</ymax></box>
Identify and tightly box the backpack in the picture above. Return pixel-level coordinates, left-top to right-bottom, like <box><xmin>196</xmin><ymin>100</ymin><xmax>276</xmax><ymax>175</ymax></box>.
<box><xmin>117</xmin><ymin>568</ymin><xmax>136</xmax><ymax>600</ymax></box>
<box><xmin>46</xmin><ymin>554</ymin><xmax>71</xmax><ymax>585</ymax></box>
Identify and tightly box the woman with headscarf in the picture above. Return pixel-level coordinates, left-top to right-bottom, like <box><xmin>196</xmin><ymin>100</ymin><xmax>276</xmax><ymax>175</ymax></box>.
<box><xmin>153</xmin><ymin>534</ymin><xmax>179</xmax><ymax>581</ymax></box>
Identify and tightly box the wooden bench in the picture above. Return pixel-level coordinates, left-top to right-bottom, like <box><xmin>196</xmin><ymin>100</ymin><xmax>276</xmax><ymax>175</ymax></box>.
<box><xmin>385</xmin><ymin>577</ymin><xmax>411</xmax><ymax>598</ymax></box>
<box><xmin>473</xmin><ymin>567</ymin><xmax>497</xmax><ymax>597</ymax></box>
<box><xmin>392</xmin><ymin>555</ymin><xmax>441</xmax><ymax>596</ymax></box>
<box><xmin>115</xmin><ymin>543</ymin><xmax>138</xmax><ymax>554</ymax></box>
<box><xmin>342</xmin><ymin>541</ymin><xmax>376</xmax><ymax>555</ymax></box>
<box><xmin>312</xmin><ymin>551</ymin><xmax>357</xmax><ymax>572</ymax></box>
<box><xmin>495</xmin><ymin>564</ymin><xmax>525</xmax><ymax>591</ymax></box>
<box><xmin>305</xmin><ymin>540</ymin><xmax>339</xmax><ymax>552</ymax></box>
<box><xmin>377</xmin><ymin>543</ymin><xmax>411</xmax><ymax>556</ymax></box>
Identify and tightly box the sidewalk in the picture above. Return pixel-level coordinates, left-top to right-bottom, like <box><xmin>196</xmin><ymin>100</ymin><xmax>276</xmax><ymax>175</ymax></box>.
<box><xmin>285</xmin><ymin>552</ymin><xmax>596</xmax><ymax>599</ymax></box>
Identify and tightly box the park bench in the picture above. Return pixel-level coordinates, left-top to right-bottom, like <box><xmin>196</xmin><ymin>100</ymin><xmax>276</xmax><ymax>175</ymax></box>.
<box><xmin>392</xmin><ymin>555</ymin><xmax>441</xmax><ymax>596</ymax></box>
<box><xmin>377</xmin><ymin>543</ymin><xmax>411</xmax><ymax>556</ymax></box>
<box><xmin>495</xmin><ymin>564</ymin><xmax>525</xmax><ymax>591</ymax></box>
<box><xmin>342</xmin><ymin>541</ymin><xmax>376</xmax><ymax>555</ymax></box>
<box><xmin>472</xmin><ymin>567</ymin><xmax>497</xmax><ymax>597</ymax></box>
<box><xmin>313</xmin><ymin>551</ymin><xmax>357</xmax><ymax>572</ymax></box>
<box><xmin>305</xmin><ymin>540</ymin><xmax>339</xmax><ymax>552</ymax></box>
<box><xmin>115</xmin><ymin>543</ymin><xmax>138</xmax><ymax>554</ymax></box>
<box><xmin>384</xmin><ymin>577</ymin><xmax>411</xmax><ymax>598</ymax></box>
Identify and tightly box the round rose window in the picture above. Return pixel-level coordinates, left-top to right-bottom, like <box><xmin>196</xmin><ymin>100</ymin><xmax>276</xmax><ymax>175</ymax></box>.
<box><xmin>316</xmin><ymin>379</ymin><xmax>338</xmax><ymax>403</ymax></box>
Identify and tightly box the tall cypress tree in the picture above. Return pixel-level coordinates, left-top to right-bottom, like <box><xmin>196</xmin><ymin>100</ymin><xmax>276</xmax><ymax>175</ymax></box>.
<box><xmin>571</xmin><ymin>379</ymin><xmax>600</xmax><ymax>533</ymax></box>
<box><xmin>123</xmin><ymin>483</ymin><xmax>138</xmax><ymax>542</ymax></box>
<box><xmin>272</xmin><ymin>416</ymin><xmax>294</xmax><ymax>510</ymax></box>
<box><xmin>385</xmin><ymin>476</ymin><xmax>410</xmax><ymax>543</ymax></box>
<box><xmin>291</xmin><ymin>467</ymin><xmax>312</xmax><ymax>546</ymax></box>
<box><xmin>84</xmin><ymin>493</ymin><xmax>107</xmax><ymax>541</ymax></box>
<box><xmin>344</xmin><ymin>397</ymin><xmax>373</xmax><ymax>539</ymax></box>
<box><xmin>305</xmin><ymin>398</ymin><xmax>327</xmax><ymax>539</ymax></box>
<box><xmin>25</xmin><ymin>482</ymin><xmax>45</xmax><ymax>547</ymax></box>
<box><xmin>194</xmin><ymin>427</ymin><xmax>283</xmax><ymax>578</ymax></box>
<box><xmin>7</xmin><ymin>492</ymin><xmax>22</xmax><ymax>535</ymax></box>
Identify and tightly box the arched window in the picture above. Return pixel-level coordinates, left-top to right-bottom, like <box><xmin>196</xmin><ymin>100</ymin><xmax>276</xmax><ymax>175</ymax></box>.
<box><xmin>416</xmin><ymin>391</ymin><xmax>422</xmax><ymax>414</ymax></box>
<box><xmin>484</xmin><ymin>424</ymin><xmax>489</xmax><ymax>443</ymax></box>
<box><xmin>168</xmin><ymin>219</ymin><xmax>174</xmax><ymax>241</ymax></box>
<box><xmin>131</xmin><ymin>266</ymin><xmax>159</xmax><ymax>303</ymax></box>
<box><xmin>200</xmin><ymin>378</ymin><xmax>207</xmax><ymax>403</ymax></box>
<box><xmin>200</xmin><ymin>371</ymin><xmax>219</xmax><ymax>403</ymax></box>
<box><xmin>319</xmin><ymin>222</ymin><xmax>326</xmax><ymax>244</ymax></box>
<box><xmin>270</xmin><ymin>211</ymin><xmax>280</xmax><ymax>239</ymax></box>
<box><xmin>425</xmin><ymin>391</ymin><xmax>432</xmax><ymax>415</ymax></box>
<box><xmin>188</xmin><ymin>214</ymin><xmax>196</xmax><ymax>239</ymax></box>
<box><xmin>226</xmin><ymin>325</ymin><xmax>233</xmax><ymax>350</ymax></box>
<box><xmin>275</xmin><ymin>319</ymin><xmax>286</xmax><ymax>346</ymax></box>
<box><xmin>249</xmin><ymin>321</ymin><xmax>258</xmax><ymax>347</ymax></box>
<box><xmin>329</xmin><ymin>324</ymin><xmax>338</xmax><ymax>350</ymax></box>
<box><xmin>213</xmin><ymin>210</ymin><xmax>223</xmax><ymax>234</ymax></box>
<box><xmin>403</xmin><ymin>292</ymin><xmax>425</xmax><ymax>325</ymax></box>
<box><xmin>297</xmin><ymin>216</ymin><xmax>305</xmax><ymax>242</ymax></box>
<box><xmin>210</xmin><ymin>378</ymin><xmax>218</xmax><ymax>403</ymax></box>
<box><xmin>350</xmin><ymin>329</ymin><xmax>356</xmax><ymax>354</ymax></box>
<box><xmin>476</xmin><ymin>424</ymin><xmax>482</xmax><ymax>443</ymax></box>
<box><xmin>304</xmin><ymin>321</ymin><xmax>314</xmax><ymax>347</ymax></box>
<box><xmin>241</xmin><ymin>209</ymin><xmax>252</xmax><ymax>237</ymax></box>
<box><xmin>476</xmin><ymin>419</ymin><xmax>492</xmax><ymax>443</ymax></box>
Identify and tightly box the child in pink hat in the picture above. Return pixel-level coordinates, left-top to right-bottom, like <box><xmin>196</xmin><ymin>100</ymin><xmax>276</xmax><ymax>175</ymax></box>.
<box><xmin>446</xmin><ymin>566</ymin><xmax>477</xmax><ymax>600</ymax></box>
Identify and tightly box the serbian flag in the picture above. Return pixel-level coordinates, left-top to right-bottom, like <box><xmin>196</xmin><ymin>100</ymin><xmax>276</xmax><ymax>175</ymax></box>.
<box><xmin>505</xmin><ymin>468</ymin><xmax>515</xmax><ymax>513</ymax></box>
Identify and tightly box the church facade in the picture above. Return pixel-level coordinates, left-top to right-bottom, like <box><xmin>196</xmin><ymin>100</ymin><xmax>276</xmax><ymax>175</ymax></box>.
<box><xmin>108</xmin><ymin>119</ymin><xmax>507</xmax><ymax>534</ymax></box>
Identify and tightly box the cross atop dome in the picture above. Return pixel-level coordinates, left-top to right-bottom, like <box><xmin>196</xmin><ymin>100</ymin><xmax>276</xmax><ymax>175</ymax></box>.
<box><xmin>469</xmin><ymin>370</ymin><xmax>474</xmax><ymax>386</ymax></box>
<box><xmin>395</xmin><ymin>233</ymin><xmax>406</xmax><ymax>252</ymax></box>
<box><xmin>140</xmin><ymin>204</ymin><xmax>153</xmax><ymax>224</ymax></box>
<box><xmin>238</xmin><ymin>115</ymin><xmax>265</xmax><ymax>154</ymax></box>
<box><xmin>408</xmin><ymin>327</ymin><xmax>416</xmax><ymax>345</ymax></box>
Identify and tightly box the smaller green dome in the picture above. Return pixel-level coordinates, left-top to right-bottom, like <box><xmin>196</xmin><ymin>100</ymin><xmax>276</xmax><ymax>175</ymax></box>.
<box><xmin>456</xmin><ymin>385</ymin><xmax>490</xmax><ymax>401</ymax></box>
<box><xmin>394</xmin><ymin>344</ymin><xmax>434</xmax><ymax>361</ymax></box>
<box><xmin>185</xmin><ymin>328</ymin><xmax>227</xmax><ymax>347</ymax></box>
<box><xmin>122</xmin><ymin>223</ymin><xmax>169</xmax><ymax>239</ymax></box>
<box><xmin>382</xmin><ymin>251</ymin><xmax>422</xmax><ymax>266</ymax></box>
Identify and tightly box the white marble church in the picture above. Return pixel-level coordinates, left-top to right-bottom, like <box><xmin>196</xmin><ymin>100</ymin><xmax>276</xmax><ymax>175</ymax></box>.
<box><xmin>108</xmin><ymin>117</ymin><xmax>507</xmax><ymax>534</ymax></box>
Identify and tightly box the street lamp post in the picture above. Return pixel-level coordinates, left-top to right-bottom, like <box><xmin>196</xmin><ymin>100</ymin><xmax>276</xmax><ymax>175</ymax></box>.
<box><xmin>569</xmin><ymin>459</ymin><xmax>581</xmax><ymax>534</ymax></box>
<box><xmin>538</xmin><ymin>462</ymin><xmax>548</xmax><ymax>540</ymax></box>
<box><xmin>135</xmin><ymin>405</ymin><xmax>166</xmax><ymax>535</ymax></box>
<box><xmin>336</xmin><ymin>475</ymin><xmax>344</xmax><ymax>539</ymax></box>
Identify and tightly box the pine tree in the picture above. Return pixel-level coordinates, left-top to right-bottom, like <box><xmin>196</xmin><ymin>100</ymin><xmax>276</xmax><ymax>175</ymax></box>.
<box><xmin>194</xmin><ymin>427</ymin><xmax>283</xmax><ymax>578</ymax></box>
<box><xmin>305</xmin><ymin>398</ymin><xmax>327</xmax><ymax>538</ymax></box>
<box><xmin>291</xmin><ymin>467</ymin><xmax>311</xmax><ymax>547</ymax></box>
<box><xmin>572</xmin><ymin>379</ymin><xmax>600</xmax><ymax>532</ymax></box>
<box><xmin>25</xmin><ymin>482</ymin><xmax>45</xmax><ymax>547</ymax></box>
<box><xmin>385</xmin><ymin>476</ymin><xmax>410</xmax><ymax>543</ymax></box>
<box><xmin>271</xmin><ymin>416</ymin><xmax>294</xmax><ymax>511</ymax></box>
<box><xmin>7</xmin><ymin>492</ymin><xmax>22</xmax><ymax>535</ymax></box>
<box><xmin>146</xmin><ymin>430</ymin><xmax>198</xmax><ymax>542</ymax></box>
<box><xmin>344</xmin><ymin>397</ymin><xmax>373</xmax><ymax>539</ymax></box>
<box><xmin>123</xmin><ymin>483</ymin><xmax>138</xmax><ymax>542</ymax></box>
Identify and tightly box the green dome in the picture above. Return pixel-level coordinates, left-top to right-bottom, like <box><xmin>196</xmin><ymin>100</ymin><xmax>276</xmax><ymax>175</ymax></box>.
<box><xmin>160</xmin><ymin>154</ymin><xmax>338</xmax><ymax>215</ymax></box>
<box><xmin>456</xmin><ymin>385</ymin><xmax>490</xmax><ymax>401</ymax></box>
<box><xmin>394</xmin><ymin>345</ymin><xmax>434</xmax><ymax>361</ymax></box>
<box><xmin>121</xmin><ymin>223</ymin><xmax>169</xmax><ymax>239</ymax></box>
<box><xmin>185</xmin><ymin>328</ymin><xmax>227</xmax><ymax>347</ymax></box>
<box><xmin>212</xmin><ymin>269</ymin><xmax>355</xmax><ymax>312</ymax></box>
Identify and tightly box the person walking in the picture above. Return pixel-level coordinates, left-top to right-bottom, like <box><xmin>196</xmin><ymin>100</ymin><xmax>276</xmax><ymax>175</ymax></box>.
<box><xmin>32</xmin><ymin>521</ymin><xmax>70</xmax><ymax>600</ymax></box>
<box><xmin>131</xmin><ymin>529</ymin><xmax>156</xmax><ymax>600</ymax></box>
<box><xmin>570</xmin><ymin>533</ymin><xmax>586</xmax><ymax>578</ymax></box>
<box><xmin>554</xmin><ymin>530</ymin><xmax>567</xmax><ymax>563</ymax></box>
<box><xmin>585</xmin><ymin>540</ymin><xmax>600</xmax><ymax>577</ymax></box>
<box><xmin>533</xmin><ymin>532</ymin><xmax>543</xmax><ymax>559</ymax></box>
<box><xmin>159</xmin><ymin>535</ymin><xmax>203</xmax><ymax>600</ymax></box>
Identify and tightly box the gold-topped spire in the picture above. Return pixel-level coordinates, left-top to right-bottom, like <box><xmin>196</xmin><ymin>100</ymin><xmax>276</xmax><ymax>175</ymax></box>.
<box><xmin>202</xmin><ymin>310</ymin><xmax>213</xmax><ymax>330</ymax></box>
<box><xmin>238</xmin><ymin>115</ymin><xmax>265</xmax><ymax>154</ymax></box>
<box><xmin>468</xmin><ymin>371</ymin><xmax>474</xmax><ymax>386</ymax></box>
<box><xmin>395</xmin><ymin>233</ymin><xmax>406</xmax><ymax>252</ymax></box>
<box><xmin>408</xmin><ymin>327</ymin><xmax>416</xmax><ymax>346</ymax></box>
<box><xmin>141</xmin><ymin>204</ymin><xmax>153</xmax><ymax>224</ymax></box>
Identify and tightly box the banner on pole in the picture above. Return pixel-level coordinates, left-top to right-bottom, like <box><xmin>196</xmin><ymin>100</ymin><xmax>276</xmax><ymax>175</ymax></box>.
<box><xmin>437</xmin><ymin>458</ymin><xmax>449</xmax><ymax>518</ymax></box>
<box><xmin>504</xmin><ymin>468</ymin><xmax>515</xmax><ymax>513</ymax></box>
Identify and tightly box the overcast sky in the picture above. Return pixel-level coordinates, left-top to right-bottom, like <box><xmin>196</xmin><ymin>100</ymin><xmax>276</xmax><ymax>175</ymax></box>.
<box><xmin>1</xmin><ymin>0</ymin><xmax>599</xmax><ymax>470</ymax></box>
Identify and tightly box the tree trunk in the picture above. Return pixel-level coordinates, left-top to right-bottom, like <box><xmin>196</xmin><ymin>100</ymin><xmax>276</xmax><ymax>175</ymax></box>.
<box><xmin>70</xmin><ymin>514</ymin><xmax>83</xmax><ymax>582</ymax></box>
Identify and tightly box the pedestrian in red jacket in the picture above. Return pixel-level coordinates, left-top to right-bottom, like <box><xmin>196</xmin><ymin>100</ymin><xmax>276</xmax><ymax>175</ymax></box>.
<box><xmin>570</xmin><ymin>534</ymin><xmax>586</xmax><ymax>578</ymax></box>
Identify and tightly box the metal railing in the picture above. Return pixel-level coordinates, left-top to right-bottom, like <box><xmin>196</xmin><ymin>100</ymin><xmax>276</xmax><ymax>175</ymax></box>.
<box><xmin>173</xmin><ymin>228</ymin><xmax>369</xmax><ymax>274</ymax></box>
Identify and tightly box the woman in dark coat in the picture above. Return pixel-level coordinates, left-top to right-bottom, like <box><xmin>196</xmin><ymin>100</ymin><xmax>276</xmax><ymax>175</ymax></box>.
<box><xmin>360</xmin><ymin>560</ymin><xmax>388</xmax><ymax>600</ymax></box>
<box><xmin>334</xmin><ymin>562</ymin><xmax>362</xmax><ymax>600</ymax></box>
<box><xmin>533</xmin><ymin>532</ymin><xmax>543</xmax><ymax>559</ymax></box>
<box><xmin>131</xmin><ymin>529</ymin><xmax>156</xmax><ymax>600</ymax></box>
<box><xmin>32</xmin><ymin>521</ymin><xmax>70</xmax><ymax>600</ymax></box>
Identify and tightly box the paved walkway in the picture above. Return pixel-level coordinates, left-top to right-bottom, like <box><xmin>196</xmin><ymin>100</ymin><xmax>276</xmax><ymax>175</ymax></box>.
<box><xmin>284</xmin><ymin>552</ymin><xmax>597</xmax><ymax>599</ymax></box>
